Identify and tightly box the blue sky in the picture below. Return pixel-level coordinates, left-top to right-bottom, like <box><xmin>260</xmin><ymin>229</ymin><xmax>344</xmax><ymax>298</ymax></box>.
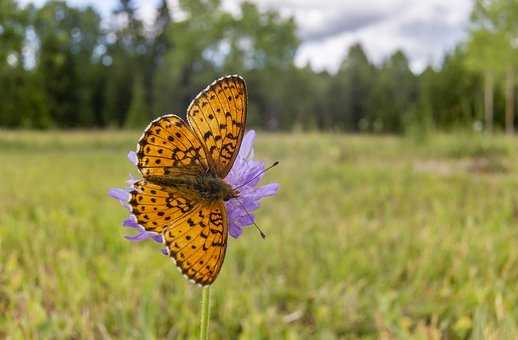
<box><xmin>18</xmin><ymin>0</ymin><xmax>473</xmax><ymax>73</ymax></box>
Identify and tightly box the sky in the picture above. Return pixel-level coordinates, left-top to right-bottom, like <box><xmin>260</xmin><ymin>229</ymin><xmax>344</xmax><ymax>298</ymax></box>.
<box><xmin>18</xmin><ymin>0</ymin><xmax>474</xmax><ymax>73</ymax></box>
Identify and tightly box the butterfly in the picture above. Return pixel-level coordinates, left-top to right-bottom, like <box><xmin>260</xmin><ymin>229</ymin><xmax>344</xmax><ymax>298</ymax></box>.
<box><xmin>128</xmin><ymin>75</ymin><xmax>247</xmax><ymax>286</ymax></box>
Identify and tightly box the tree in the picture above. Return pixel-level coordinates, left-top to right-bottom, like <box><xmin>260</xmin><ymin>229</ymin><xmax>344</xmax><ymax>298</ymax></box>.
<box><xmin>423</xmin><ymin>47</ymin><xmax>480</xmax><ymax>129</ymax></box>
<box><xmin>153</xmin><ymin>0</ymin><xmax>226</xmax><ymax>117</ymax></box>
<box><xmin>0</xmin><ymin>1</ymin><xmax>51</xmax><ymax>128</ymax></box>
<box><xmin>34</xmin><ymin>1</ymin><xmax>103</xmax><ymax>127</ymax></box>
<box><xmin>144</xmin><ymin>0</ymin><xmax>172</xmax><ymax>113</ymax></box>
<box><xmin>467</xmin><ymin>0</ymin><xmax>518</xmax><ymax>133</ymax></box>
<box><xmin>328</xmin><ymin>43</ymin><xmax>376</xmax><ymax>131</ymax></box>
<box><xmin>152</xmin><ymin>0</ymin><xmax>299</xmax><ymax>130</ymax></box>
<box><xmin>125</xmin><ymin>75</ymin><xmax>148</xmax><ymax>128</ymax></box>
<box><xmin>234</xmin><ymin>2</ymin><xmax>299</xmax><ymax>129</ymax></box>
<box><xmin>369</xmin><ymin>50</ymin><xmax>416</xmax><ymax>132</ymax></box>
<box><xmin>490</xmin><ymin>0</ymin><xmax>518</xmax><ymax>134</ymax></box>
<box><xmin>103</xmin><ymin>0</ymin><xmax>147</xmax><ymax>126</ymax></box>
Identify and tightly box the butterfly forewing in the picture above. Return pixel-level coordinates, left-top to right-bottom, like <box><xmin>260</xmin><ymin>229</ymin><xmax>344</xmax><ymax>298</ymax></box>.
<box><xmin>137</xmin><ymin>114</ymin><xmax>209</xmax><ymax>177</ymax></box>
<box><xmin>187</xmin><ymin>75</ymin><xmax>247</xmax><ymax>178</ymax></box>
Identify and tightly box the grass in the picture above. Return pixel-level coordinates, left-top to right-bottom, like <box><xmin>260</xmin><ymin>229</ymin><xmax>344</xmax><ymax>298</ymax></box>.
<box><xmin>1</xmin><ymin>130</ymin><xmax>518</xmax><ymax>339</ymax></box>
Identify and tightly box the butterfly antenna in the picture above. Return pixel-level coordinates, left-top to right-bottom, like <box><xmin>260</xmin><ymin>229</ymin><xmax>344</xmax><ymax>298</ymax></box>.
<box><xmin>234</xmin><ymin>198</ymin><xmax>266</xmax><ymax>239</ymax></box>
<box><xmin>234</xmin><ymin>161</ymin><xmax>279</xmax><ymax>191</ymax></box>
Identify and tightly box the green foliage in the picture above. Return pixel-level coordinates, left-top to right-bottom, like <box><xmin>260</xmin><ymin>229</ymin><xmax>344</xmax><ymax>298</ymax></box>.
<box><xmin>1</xmin><ymin>131</ymin><xmax>518</xmax><ymax>338</ymax></box>
<box><xmin>125</xmin><ymin>75</ymin><xmax>149</xmax><ymax>128</ymax></box>
<box><xmin>370</xmin><ymin>50</ymin><xmax>417</xmax><ymax>132</ymax></box>
<box><xmin>0</xmin><ymin>0</ymin><xmax>51</xmax><ymax>128</ymax></box>
<box><xmin>467</xmin><ymin>0</ymin><xmax>518</xmax><ymax>133</ymax></box>
<box><xmin>420</xmin><ymin>47</ymin><xmax>481</xmax><ymax>129</ymax></box>
<box><xmin>328</xmin><ymin>43</ymin><xmax>376</xmax><ymax>131</ymax></box>
<box><xmin>0</xmin><ymin>0</ymin><xmax>516</xmax><ymax>133</ymax></box>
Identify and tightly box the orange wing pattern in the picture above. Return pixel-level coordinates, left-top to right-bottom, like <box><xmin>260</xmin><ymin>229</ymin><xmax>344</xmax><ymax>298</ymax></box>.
<box><xmin>187</xmin><ymin>75</ymin><xmax>247</xmax><ymax>178</ymax></box>
<box><xmin>162</xmin><ymin>201</ymin><xmax>228</xmax><ymax>286</ymax></box>
<box><xmin>136</xmin><ymin>114</ymin><xmax>209</xmax><ymax>177</ymax></box>
<box><xmin>130</xmin><ymin>76</ymin><xmax>247</xmax><ymax>286</ymax></box>
<box><xmin>128</xmin><ymin>180</ymin><xmax>228</xmax><ymax>286</ymax></box>
<box><xmin>128</xmin><ymin>180</ymin><xmax>198</xmax><ymax>234</ymax></box>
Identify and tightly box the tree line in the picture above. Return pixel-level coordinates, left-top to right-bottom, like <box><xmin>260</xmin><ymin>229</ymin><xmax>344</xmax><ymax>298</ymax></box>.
<box><xmin>0</xmin><ymin>0</ymin><xmax>516</xmax><ymax>133</ymax></box>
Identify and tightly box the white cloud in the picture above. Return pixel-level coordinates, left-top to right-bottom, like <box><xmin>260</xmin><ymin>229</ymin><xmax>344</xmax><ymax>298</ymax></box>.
<box><xmin>291</xmin><ymin>0</ymin><xmax>472</xmax><ymax>72</ymax></box>
<box><xmin>223</xmin><ymin>0</ymin><xmax>472</xmax><ymax>73</ymax></box>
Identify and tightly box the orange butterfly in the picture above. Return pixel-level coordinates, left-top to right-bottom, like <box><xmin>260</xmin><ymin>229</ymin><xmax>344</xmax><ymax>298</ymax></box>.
<box><xmin>128</xmin><ymin>75</ymin><xmax>247</xmax><ymax>286</ymax></box>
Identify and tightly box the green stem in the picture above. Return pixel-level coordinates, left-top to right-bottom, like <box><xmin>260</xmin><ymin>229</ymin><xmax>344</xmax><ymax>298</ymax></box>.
<box><xmin>200</xmin><ymin>286</ymin><xmax>211</xmax><ymax>340</ymax></box>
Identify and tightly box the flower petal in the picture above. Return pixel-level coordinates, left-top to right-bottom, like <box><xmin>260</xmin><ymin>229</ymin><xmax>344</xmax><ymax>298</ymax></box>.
<box><xmin>236</xmin><ymin>214</ymin><xmax>255</xmax><ymax>226</ymax></box>
<box><xmin>226</xmin><ymin>159</ymin><xmax>265</xmax><ymax>188</ymax></box>
<box><xmin>238</xmin><ymin>130</ymin><xmax>256</xmax><ymax>161</ymax></box>
<box><xmin>151</xmin><ymin>233</ymin><xmax>164</xmax><ymax>243</ymax></box>
<box><xmin>109</xmin><ymin>188</ymin><xmax>130</xmax><ymax>202</ymax></box>
<box><xmin>225</xmin><ymin>196</ymin><xmax>261</xmax><ymax>238</ymax></box>
<box><xmin>252</xmin><ymin>183</ymin><xmax>279</xmax><ymax>198</ymax></box>
<box><xmin>128</xmin><ymin>151</ymin><xmax>138</xmax><ymax>165</ymax></box>
<box><xmin>240</xmin><ymin>161</ymin><xmax>265</xmax><ymax>187</ymax></box>
<box><xmin>122</xmin><ymin>215</ymin><xmax>140</xmax><ymax>229</ymax></box>
<box><xmin>222</xmin><ymin>130</ymin><xmax>280</xmax><ymax>239</ymax></box>
<box><xmin>125</xmin><ymin>230</ymin><xmax>163</xmax><ymax>243</ymax></box>
<box><xmin>229</xmin><ymin>220</ymin><xmax>243</xmax><ymax>238</ymax></box>
<box><xmin>236</xmin><ymin>196</ymin><xmax>260</xmax><ymax>212</ymax></box>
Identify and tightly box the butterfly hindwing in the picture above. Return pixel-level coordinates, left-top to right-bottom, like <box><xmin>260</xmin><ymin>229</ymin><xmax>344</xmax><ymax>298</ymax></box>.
<box><xmin>163</xmin><ymin>201</ymin><xmax>228</xmax><ymax>286</ymax></box>
<box><xmin>187</xmin><ymin>75</ymin><xmax>247</xmax><ymax>178</ymax></box>
<box><xmin>129</xmin><ymin>180</ymin><xmax>198</xmax><ymax>234</ymax></box>
<box><xmin>137</xmin><ymin>114</ymin><xmax>209</xmax><ymax>177</ymax></box>
<box><xmin>129</xmin><ymin>180</ymin><xmax>228</xmax><ymax>286</ymax></box>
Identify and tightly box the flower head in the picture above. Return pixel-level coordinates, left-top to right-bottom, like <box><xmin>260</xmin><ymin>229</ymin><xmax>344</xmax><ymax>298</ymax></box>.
<box><xmin>224</xmin><ymin>130</ymin><xmax>279</xmax><ymax>238</ymax></box>
<box><xmin>109</xmin><ymin>130</ymin><xmax>278</xmax><ymax>249</ymax></box>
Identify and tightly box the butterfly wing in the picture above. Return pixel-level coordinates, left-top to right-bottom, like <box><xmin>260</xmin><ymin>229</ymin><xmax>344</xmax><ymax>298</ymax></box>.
<box><xmin>187</xmin><ymin>75</ymin><xmax>247</xmax><ymax>178</ymax></box>
<box><xmin>163</xmin><ymin>200</ymin><xmax>228</xmax><ymax>286</ymax></box>
<box><xmin>133</xmin><ymin>113</ymin><xmax>230</xmax><ymax>286</ymax></box>
<box><xmin>129</xmin><ymin>180</ymin><xmax>199</xmax><ymax>234</ymax></box>
<box><xmin>136</xmin><ymin>114</ymin><xmax>209</xmax><ymax>177</ymax></box>
<box><xmin>129</xmin><ymin>180</ymin><xmax>228</xmax><ymax>286</ymax></box>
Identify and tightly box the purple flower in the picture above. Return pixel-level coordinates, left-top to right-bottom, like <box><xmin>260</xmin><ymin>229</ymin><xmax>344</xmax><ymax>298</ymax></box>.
<box><xmin>128</xmin><ymin>151</ymin><xmax>138</xmax><ymax>165</ymax></box>
<box><xmin>224</xmin><ymin>130</ymin><xmax>279</xmax><ymax>238</ymax></box>
<box><xmin>109</xmin><ymin>129</ymin><xmax>278</xmax><ymax>250</ymax></box>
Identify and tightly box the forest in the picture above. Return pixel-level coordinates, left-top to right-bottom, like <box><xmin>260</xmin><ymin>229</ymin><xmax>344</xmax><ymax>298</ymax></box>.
<box><xmin>0</xmin><ymin>0</ymin><xmax>516</xmax><ymax>133</ymax></box>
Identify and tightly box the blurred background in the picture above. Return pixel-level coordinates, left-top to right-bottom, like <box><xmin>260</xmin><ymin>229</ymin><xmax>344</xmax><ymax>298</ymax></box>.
<box><xmin>2</xmin><ymin>0</ymin><xmax>518</xmax><ymax>339</ymax></box>
<box><xmin>0</xmin><ymin>0</ymin><xmax>516</xmax><ymax>132</ymax></box>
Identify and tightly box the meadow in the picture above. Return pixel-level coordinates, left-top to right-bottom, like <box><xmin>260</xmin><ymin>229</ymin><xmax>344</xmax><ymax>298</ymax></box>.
<box><xmin>1</xmin><ymin>130</ymin><xmax>518</xmax><ymax>339</ymax></box>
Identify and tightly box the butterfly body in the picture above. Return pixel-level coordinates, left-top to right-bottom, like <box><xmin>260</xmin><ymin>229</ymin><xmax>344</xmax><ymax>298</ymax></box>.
<box><xmin>145</xmin><ymin>174</ymin><xmax>238</xmax><ymax>202</ymax></box>
<box><xmin>192</xmin><ymin>175</ymin><xmax>239</xmax><ymax>202</ymax></box>
<box><xmin>129</xmin><ymin>75</ymin><xmax>248</xmax><ymax>286</ymax></box>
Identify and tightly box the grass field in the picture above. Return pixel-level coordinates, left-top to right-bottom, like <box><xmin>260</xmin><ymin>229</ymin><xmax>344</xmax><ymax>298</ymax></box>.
<box><xmin>1</xmin><ymin>130</ymin><xmax>518</xmax><ymax>339</ymax></box>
